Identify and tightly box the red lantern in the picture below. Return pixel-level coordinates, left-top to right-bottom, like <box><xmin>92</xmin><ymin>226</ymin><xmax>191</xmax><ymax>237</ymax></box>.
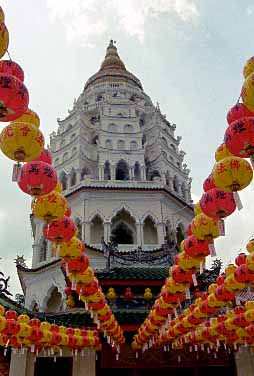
<box><xmin>65</xmin><ymin>253</ymin><xmax>89</xmax><ymax>274</ymax></box>
<box><xmin>171</xmin><ymin>265</ymin><xmax>193</xmax><ymax>285</ymax></box>
<box><xmin>3</xmin><ymin>319</ymin><xmax>20</xmax><ymax>336</ymax></box>
<box><xmin>183</xmin><ymin>235</ymin><xmax>209</xmax><ymax>258</ymax></box>
<box><xmin>234</xmin><ymin>264</ymin><xmax>251</xmax><ymax>283</ymax></box>
<box><xmin>18</xmin><ymin>161</ymin><xmax>57</xmax><ymax>196</ymax></box>
<box><xmin>235</xmin><ymin>253</ymin><xmax>247</xmax><ymax>266</ymax></box>
<box><xmin>227</xmin><ymin>103</ymin><xmax>253</xmax><ymax>125</ymax></box>
<box><xmin>5</xmin><ymin>310</ymin><xmax>18</xmax><ymax>320</ymax></box>
<box><xmin>203</xmin><ymin>174</ymin><xmax>216</xmax><ymax>192</ymax></box>
<box><xmin>225</xmin><ymin>117</ymin><xmax>254</xmax><ymax>158</ymax></box>
<box><xmin>0</xmin><ymin>60</ymin><xmax>24</xmax><ymax>82</ymax></box>
<box><xmin>30</xmin><ymin>318</ymin><xmax>41</xmax><ymax>328</ymax></box>
<box><xmin>64</xmin><ymin>286</ymin><xmax>72</xmax><ymax>296</ymax></box>
<box><xmin>28</xmin><ymin>326</ymin><xmax>43</xmax><ymax>342</ymax></box>
<box><xmin>0</xmin><ymin>60</ymin><xmax>29</xmax><ymax>121</ymax></box>
<box><xmin>34</xmin><ymin>148</ymin><xmax>52</xmax><ymax>164</ymax></box>
<box><xmin>43</xmin><ymin>216</ymin><xmax>76</xmax><ymax>242</ymax></box>
<box><xmin>200</xmin><ymin>188</ymin><xmax>236</xmax><ymax>219</ymax></box>
<box><xmin>124</xmin><ymin>287</ymin><xmax>133</xmax><ymax>300</ymax></box>
<box><xmin>81</xmin><ymin>280</ymin><xmax>99</xmax><ymax>296</ymax></box>
<box><xmin>50</xmin><ymin>332</ymin><xmax>62</xmax><ymax>346</ymax></box>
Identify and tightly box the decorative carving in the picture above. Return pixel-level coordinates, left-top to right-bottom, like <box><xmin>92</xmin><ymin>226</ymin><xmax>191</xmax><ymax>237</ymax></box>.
<box><xmin>14</xmin><ymin>255</ymin><xmax>27</xmax><ymax>268</ymax></box>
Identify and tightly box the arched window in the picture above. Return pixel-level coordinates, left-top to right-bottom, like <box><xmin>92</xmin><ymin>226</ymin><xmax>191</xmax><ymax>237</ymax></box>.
<box><xmin>60</xmin><ymin>139</ymin><xmax>65</xmax><ymax>148</ymax></box>
<box><xmin>104</xmin><ymin>161</ymin><xmax>111</xmax><ymax>180</ymax></box>
<box><xmin>92</xmin><ymin>135</ymin><xmax>98</xmax><ymax>145</ymax></box>
<box><xmin>116</xmin><ymin>160</ymin><xmax>129</xmax><ymax>181</ymax></box>
<box><xmin>81</xmin><ymin>167</ymin><xmax>90</xmax><ymax>180</ymax></box>
<box><xmin>143</xmin><ymin>217</ymin><xmax>158</xmax><ymax>245</ymax></box>
<box><xmin>170</xmin><ymin>144</ymin><xmax>176</xmax><ymax>151</ymax></box>
<box><xmin>45</xmin><ymin>287</ymin><xmax>62</xmax><ymax>313</ymax></box>
<box><xmin>176</xmin><ymin>223</ymin><xmax>185</xmax><ymax>246</ymax></box>
<box><xmin>142</xmin><ymin>135</ymin><xmax>146</xmax><ymax>147</ymax></box>
<box><xmin>59</xmin><ymin>171</ymin><xmax>68</xmax><ymax>190</ymax></box>
<box><xmin>173</xmin><ymin>175</ymin><xmax>179</xmax><ymax>192</ymax></box>
<box><xmin>124</xmin><ymin>124</ymin><xmax>134</xmax><ymax>133</ymax></box>
<box><xmin>91</xmin><ymin>215</ymin><xmax>104</xmax><ymax>244</ymax></box>
<box><xmin>149</xmin><ymin>170</ymin><xmax>160</xmax><ymax>181</ymax></box>
<box><xmin>130</xmin><ymin>141</ymin><xmax>138</xmax><ymax>150</ymax></box>
<box><xmin>105</xmin><ymin>139</ymin><xmax>113</xmax><ymax>149</ymax></box>
<box><xmin>111</xmin><ymin>209</ymin><xmax>136</xmax><ymax>244</ymax></box>
<box><xmin>39</xmin><ymin>237</ymin><xmax>47</xmax><ymax>262</ymax></box>
<box><xmin>63</xmin><ymin>152</ymin><xmax>69</xmax><ymax>162</ymax></box>
<box><xmin>117</xmin><ymin>140</ymin><xmax>125</xmax><ymax>150</ymax></box>
<box><xmin>72</xmin><ymin>147</ymin><xmax>77</xmax><ymax>156</ymax></box>
<box><xmin>162</xmin><ymin>137</ymin><xmax>168</xmax><ymax>146</ymax></box>
<box><xmin>165</xmin><ymin>221</ymin><xmax>174</xmax><ymax>242</ymax></box>
<box><xmin>70</xmin><ymin>169</ymin><xmax>76</xmax><ymax>186</ymax></box>
<box><xmin>134</xmin><ymin>162</ymin><xmax>141</xmax><ymax>181</ymax></box>
<box><xmin>108</xmin><ymin>123</ymin><xmax>117</xmax><ymax>132</ymax></box>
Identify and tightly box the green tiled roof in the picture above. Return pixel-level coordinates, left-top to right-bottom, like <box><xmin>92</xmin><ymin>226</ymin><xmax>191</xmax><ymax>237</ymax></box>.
<box><xmin>96</xmin><ymin>267</ymin><xmax>168</xmax><ymax>281</ymax></box>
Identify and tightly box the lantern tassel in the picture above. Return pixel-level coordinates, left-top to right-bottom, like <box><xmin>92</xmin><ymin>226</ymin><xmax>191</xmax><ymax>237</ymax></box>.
<box><xmin>12</xmin><ymin>163</ymin><xmax>22</xmax><ymax>182</ymax></box>
<box><xmin>185</xmin><ymin>287</ymin><xmax>191</xmax><ymax>300</ymax></box>
<box><xmin>233</xmin><ymin>191</ymin><xmax>243</xmax><ymax>210</ymax></box>
<box><xmin>200</xmin><ymin>261</ymin><xmax>204</xmax><ymax>274</ymax></box>
<box><xmin>218</xmin><ymin>219</ymin><xmax>225</xmax><ymax>236</ymax></box>
<box><xmin>208</xmin><ymin>243</ymin><xmax>216</xmax><ymax>257</ymax></box>
<box><xmin>192</xmin><ymin>273</ymin><xmax>198</xmax><ymax>286</ymax></box>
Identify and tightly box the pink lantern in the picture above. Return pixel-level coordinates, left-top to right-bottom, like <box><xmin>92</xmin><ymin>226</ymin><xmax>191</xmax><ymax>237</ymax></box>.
<box><xmin>18</xmin><ymin>161</ymin><xmax>57</xmax><ymax>196</ymax></box>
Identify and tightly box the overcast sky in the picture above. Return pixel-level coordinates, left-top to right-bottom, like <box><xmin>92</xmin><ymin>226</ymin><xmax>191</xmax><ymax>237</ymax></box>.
<box><xmin>1</xmin><ymin>0</ymin><xmax>254</xmax><ymax>295</ymax></box>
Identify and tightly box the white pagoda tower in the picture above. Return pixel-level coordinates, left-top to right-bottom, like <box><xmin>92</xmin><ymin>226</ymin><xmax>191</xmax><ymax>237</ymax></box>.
<box><xmin>17</xmin><ymin>41</ymin><xmax>193</xmax><ymax>313</ymax></box>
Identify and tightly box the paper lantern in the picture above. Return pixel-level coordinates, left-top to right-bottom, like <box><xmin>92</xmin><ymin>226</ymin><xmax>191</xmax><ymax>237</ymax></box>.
<box><xmin>247</xmin><ymin>239</ymin><xmax>254</xmax><ymax>253</ymax></box>
<box><xmin>0</xmin><ymin>122</ymin><xmax>44</xmax><ymax>162</ymax></box>
<box><xmin>0</xmin><ymin>6</ymin><xmax>5</xmax><ymax>22</ymax></box>
<box><xmin>53</xmin><ymin>236</ymin><xmax>83</xmax><ymax>260</ymax></box>
<box><xmin>235</xmin><ymin>253</ymin><xmax>247</xmax><ymax>266</ymax></box>
<box><xmin>0</xmin><ymin>23</ymin><xmax>8</xmax><ymax>60</ymax></box>
<box><xmin>171</xmin><ymin>265</ymin><xmax>192</xmax><ymax>285</ymax></box>
<box><xmin>33</xmin><ymin>191</ymin><xmax>67</xmax><ymax>222</ymax></box>
<box><xmin>34</xmin><ymin>148</ymin><xmax>52</xmax><ymax>164</ymax></box>
<box><xmin>183</xmin><ymin>235</ymin><xmax>209</xmax><ymax>258</ymax></box>
<box><xmin>0</xmin><ymin>62</ymin><xmax>29</xmax><ymax>122</ymax></box>
<box><xmin>212</xmin><ymin>157</ymin><xmax>253</xmax><ymax>192</ymax></box>
<box><xmin>200</xmin><ymin>188</ymin><xmax>236</xmax><ymax>219</ymax></box>
<box><xmin>225</xmin><ymin>117</ymin><xmax>254</xmax><ymax>159</ymax></box>
<box><xmin>244</xmin><ymin>56</ymin><xmax>254</xmax><ymax>79</ymax></box>
<box><xmin>203</xmin><ymin>174</ymin><xmax>216</xmax><ymax>192</ymax></box>
<box><xmin>242</xmin><ymin>73</ymin><xmax>254</xmax><ymax>111</ymax></box>
<box><xmin>191</xmin><ymin>213</ymin><xmax>219</xmax><ymax>243</ymax></box>
<box><xmin>18</xmin><ymin>161</ymin><xmax>57</xmax><ymax>196</ymax></box>
<box><xmin>64</xmin><ymin>253</ymin><xmax>89</xmax><ymax>275</ymax></box>
<box><xmin>227</xmin><ymin>103</ymin><xmax>253</xmax><ymax>125</ymax></box>
<box><xmin>215</xmin><ymin>143</ymin><xmax>232</xmax><ymax>162</ymax></box>
<box><xmin>0</xmin><ymin>60</ymin><xmax>24</xmax><ymax>81</ymax></box>
<box><xmin>43</xmin><ymin>216</ymin><xmax>76</xmax><ymax>243</ymax></box>
<box><xmin>12</xmin><ymin>108</ymin><xmax>40</xmax><ymax>128</ymax></box>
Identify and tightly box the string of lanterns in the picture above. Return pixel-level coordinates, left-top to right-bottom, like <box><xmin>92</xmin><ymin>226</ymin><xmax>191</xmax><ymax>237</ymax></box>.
<box><xmin>0</xmin><ymin>306</ymin><xmax>101</xmax><ymax>358</ymax></box>
<box><xmin>132</xmin><ymin>56</ymin><xmax>254</xmax><ymax>353</ymax></box>
<box><xmin>0</xmin><ymin>5</ymin><xmax>124</xmax><ymax>357</ymax></box>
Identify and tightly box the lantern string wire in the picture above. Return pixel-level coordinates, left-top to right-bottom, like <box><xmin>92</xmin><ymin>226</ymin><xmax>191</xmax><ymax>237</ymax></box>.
<box><xmin>6</xmin><ymin>49</ymin><xmax>12</xmax><ymax>61</ymax></box>
<box><xmin>236</xmin><ymin>93</ymin><xmax>241</xmax><ymax>104</ymax></box>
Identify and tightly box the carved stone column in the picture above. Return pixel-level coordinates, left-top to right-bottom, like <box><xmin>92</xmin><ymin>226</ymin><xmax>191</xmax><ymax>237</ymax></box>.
<box><xmin>168</xmin><ymin>176</ymin><xmax>174</xmax><ymax>191</ymax></box>
<box><xmin>76</xmin><ymin>168</ymin><xmax>82</xmax><ymax>184</ymax></box>
<box><xmin>72</xmin><ymin>350</ymin><xmax>96</xmax><ymax>376</ymax></box>
<box><xmin>161</xmin><ymin>171</ymin><xmax>167</xmax><ymax>185</ymax></box>
<box><xmin>98</xmin><ymin>165</ymin><xmax>104</xmax><ymax>180</ymax></box>
<box><xmin>104</xmin><ymin>221</ymin><xmax>111</xmax><ymax>243</ymax></box>
<box><xmin>136</xmin><ymin>222</ymin><xmax>143</xmax><ymax>246</ymax></box>
<box><xmin>130</xmin><ymin>166</ymin><xmax>134</xmax><ymax>180</ymax></box>
<box><xmin>84</xmin><ymin>221</ymin><xmax>91</xmax><ymax>244</ymax></box>
<box><xmin>235</xmin><ymin>348</ymin><xmax>254</xmax><ymax>376</ymax></box>
<box><xmin>156</xmin><ymin>222</ymin><xmax>165</xmax><ymax>246</ymax></box>
<box><xmin>110</xmin><ymin>165</ymin><xmax>116</xmax><ymax>180</ymax></box>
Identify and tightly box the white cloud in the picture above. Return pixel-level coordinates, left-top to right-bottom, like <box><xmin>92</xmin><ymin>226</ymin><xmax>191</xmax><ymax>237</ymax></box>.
<box><xmin>46</xmin><ymin>0</ymin><xmax>199</xmax><ymax>46</ymax></box>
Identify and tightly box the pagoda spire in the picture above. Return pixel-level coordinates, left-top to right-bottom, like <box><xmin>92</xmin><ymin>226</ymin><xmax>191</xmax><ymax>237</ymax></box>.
<box><xmin>100</xmin><ymin>39</ymin><xmax>126</xmax><ymax>71</ymax></box>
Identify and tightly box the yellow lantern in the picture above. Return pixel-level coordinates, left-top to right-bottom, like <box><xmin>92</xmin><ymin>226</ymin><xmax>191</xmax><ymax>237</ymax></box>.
<box><xmin>144</xmin><ymin>288</ymin><xmax>153</xmax><ymax>301</ymax></box>
<box><xmin>246</xmin><ymin>239</ymin><xmax>254</xmax><ymax>253</ymax></box>
<box><xmin>178</xmin><ymin>251</ymin><xmax>202</xmax><ymax>271</ymax></box>
<box><xmin>0</xmin><ymin>122</ymin><xmax>44</xmax><ymax>162</ymax></box>
<box><xmin>106</xmin><ymin>287</ymin><xmax>117</xmax><ymax>300</ymax></box>
<box><xmin>212</xmin><ymin>157</ymin><xmax>253</xmax><ymax>192</ymax></box>
<box><xmin>215</xmin><ymin>143</ymin><xmax>232</xmax><ymax>162</ymax></box>
<box><xmin>243</xmin><ymin>56</ymin><xmax>254</xmax><ymax>79</ymax></box>
<box><xmin>75</xmin><ymin>267</ymin><xmax>95</xmax><ymax>285</ymax></box>
<box><xmin>191</xmin><ymin>213</ymin><xmax>219</xmax><ymax>243</ymax></box>
<box><xmin>0</xmin><ymin>22</ymin><xmax>8</xmax><ymax>59</ymax></box>
<box><xmin>33</xmin><ymin>191</ymin><xmax>67</xmax><ymax>222</ymax></box>
<box><xmin>194</xmin><ymin>202</ymin><xmax>202</xmax><ymax>216</ymax></box>
<box><xmin>242</xmin><ymin>72</ymin><xmax>254</xmax><ymax>111</ymax></box>
<box><xmin>66</xmin><ymin>295</ymin><xmax>75</xmax><ymax>308</ymax></box>
<box><xmin>12</xmin><ymin>108</ymin><xmax>40</xmax><ymax>128</ymax></box>
<box><xmin>52</xmin><ymin>236</ymin><xmax>83</xmax><ymax>259</ymax></box>
<box><xmin>0</xmin><ymin>7</ymin><xmax>5</xmax><ymax>22</ymax></box>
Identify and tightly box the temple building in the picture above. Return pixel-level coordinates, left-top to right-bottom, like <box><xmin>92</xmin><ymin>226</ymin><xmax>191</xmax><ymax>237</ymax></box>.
<box><xmin>4</xmin><ymin>41</ymin><xmax>248</xmax><ymax>375</ymax></box>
